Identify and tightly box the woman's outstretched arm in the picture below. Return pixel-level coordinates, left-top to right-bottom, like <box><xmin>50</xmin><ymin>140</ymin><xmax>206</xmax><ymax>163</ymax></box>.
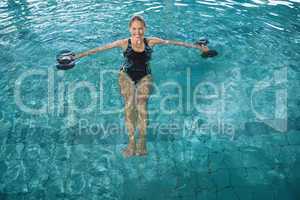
<box><xmin>148</xmin><ymin>37</ymin><xmax>209</xmax><ymax>52</ymax></box>
<box><xmin>75</xmin><ymin>39</ymin><xmax>127</xmax><ymax>59</ymax></box>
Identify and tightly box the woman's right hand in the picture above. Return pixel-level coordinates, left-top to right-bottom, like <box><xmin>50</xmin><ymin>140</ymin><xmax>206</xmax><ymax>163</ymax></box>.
<box><xmin>196</xmin><ymin>44</ymin><xmax>209</xmax><ymax>53</ymax></box>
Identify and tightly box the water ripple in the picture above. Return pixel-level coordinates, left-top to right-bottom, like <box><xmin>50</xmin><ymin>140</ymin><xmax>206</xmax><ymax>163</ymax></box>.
<box><xmin>264</xmin><ymin>22</ymin><xmax>285</xmax><ymax>31</ymax></box>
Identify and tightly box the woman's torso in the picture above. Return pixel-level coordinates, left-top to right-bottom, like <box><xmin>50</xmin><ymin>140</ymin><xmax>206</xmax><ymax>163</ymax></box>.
<box><xmin>122</xmin><ymin>38</ymin><xmax>153</xmax><ymax>72</ymax></box>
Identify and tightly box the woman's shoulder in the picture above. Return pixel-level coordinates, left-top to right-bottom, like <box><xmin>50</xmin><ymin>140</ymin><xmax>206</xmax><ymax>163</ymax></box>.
<box><xmin>112</xmin><ymin>38</ymin><xmax>129</xmax><ymax>50</ymax></box>
<box><xmin>118</xmin><ymin>38</ymin><xmax>129</xmax><ymax>46</ymax></box>
<box><xmin>146</xmin><ymin>37</ymin><xmax>165</xmax><ymax>46</ymax></box>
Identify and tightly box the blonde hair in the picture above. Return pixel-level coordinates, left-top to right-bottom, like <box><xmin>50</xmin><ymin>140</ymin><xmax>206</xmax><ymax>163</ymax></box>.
<box><xmin>129</xmin><ymin>15</ymin><xmax>146</xmax><ymax>28</ymax></box>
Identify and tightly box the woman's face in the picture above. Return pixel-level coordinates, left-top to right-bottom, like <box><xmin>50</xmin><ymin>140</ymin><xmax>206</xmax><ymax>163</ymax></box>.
<box><xmin>129</xmin><ymin>20</ymin><xmax>145</xmax><ymax>41</ymax></box>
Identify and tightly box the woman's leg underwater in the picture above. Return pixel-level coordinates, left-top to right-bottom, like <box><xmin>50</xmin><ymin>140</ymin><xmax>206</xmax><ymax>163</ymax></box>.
<box><xmin>135</xmin><ymin>75</ymin><xmax>152</xmax><ymax>156</ymax></box>
<box><xmin>119</xmin><ymin>71</ymin><xmax>137</xmax><ymax>157</ymax></box>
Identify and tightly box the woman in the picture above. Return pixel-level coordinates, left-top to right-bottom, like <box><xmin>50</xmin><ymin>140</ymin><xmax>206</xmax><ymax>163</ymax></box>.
<box><xmin>75</xmin><ymin>15</ymin><xmax>209</xmax><ymax>157</ymax></box>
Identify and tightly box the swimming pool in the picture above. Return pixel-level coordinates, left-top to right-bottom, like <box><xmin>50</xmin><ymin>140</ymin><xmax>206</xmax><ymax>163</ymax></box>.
<box><xmin>0</xmin><ymin>0</ymin><xmax>300</xmax><ymax>199</ymax></box>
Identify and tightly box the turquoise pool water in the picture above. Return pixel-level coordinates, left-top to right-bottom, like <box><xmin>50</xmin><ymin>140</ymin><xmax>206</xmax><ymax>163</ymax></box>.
<box><xmin>0</xmin><ymin>0</ymin><xmax>300</xmax><ymax>199</ymax></box>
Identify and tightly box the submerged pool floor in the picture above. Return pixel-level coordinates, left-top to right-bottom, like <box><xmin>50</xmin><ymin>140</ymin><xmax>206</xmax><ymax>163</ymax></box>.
<box><xmin>0</xmin><ymin>123</ymin><xmax>300</xmax><ymax>200</ymax></box>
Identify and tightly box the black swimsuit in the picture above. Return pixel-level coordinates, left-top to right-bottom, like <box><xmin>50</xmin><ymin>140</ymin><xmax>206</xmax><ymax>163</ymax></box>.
<box><xmin>121</xmin><ymin>38</ymin><xmax>153</xmax><ymax>84</ymax></box>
